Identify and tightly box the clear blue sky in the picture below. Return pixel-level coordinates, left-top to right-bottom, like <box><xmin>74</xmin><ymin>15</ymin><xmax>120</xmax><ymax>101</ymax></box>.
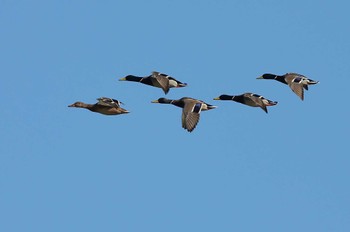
<box><xmin>1</xmin><ymin>1</ymin><xmax>349</xmax><ymax>231</ymax></box>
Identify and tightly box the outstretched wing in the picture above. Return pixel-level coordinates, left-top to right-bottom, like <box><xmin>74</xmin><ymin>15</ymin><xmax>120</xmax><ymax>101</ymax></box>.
<box><xmin>181</xmin><ymin>100</ymin><xmax>202</xmax><ymax>132</ymax></box>
<box><xmin>288</xmin><ymin>82</ymin><xmax>304</xmax><ymax>100</ymax></box>
<box><xmin>284</xmin><ymin>74</ymin><xmax>305</xmax><ymax>100</ymax></box>
<box><xmin>151</xmin><ymin>71</ymin><xmax>170</xmax><ymax>94</ymax></box>
<box><xmin>248</xmin><ymin>94</ymin><xmax>268</xmax><ymax>113</ymax></box>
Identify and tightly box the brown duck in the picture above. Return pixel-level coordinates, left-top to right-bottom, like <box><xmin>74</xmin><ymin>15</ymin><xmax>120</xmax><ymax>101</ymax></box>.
<box><xmin>68</xmin><ymin>97</ymin><xmax>129</xmax><ymax>115</ymax></box>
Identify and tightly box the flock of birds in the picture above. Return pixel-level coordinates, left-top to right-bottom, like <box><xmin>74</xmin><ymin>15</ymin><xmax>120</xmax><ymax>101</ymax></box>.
<box><xmin>68</xmin><ymin>71</ymin><xmax>319</xmax><ymax>132</ymax></box>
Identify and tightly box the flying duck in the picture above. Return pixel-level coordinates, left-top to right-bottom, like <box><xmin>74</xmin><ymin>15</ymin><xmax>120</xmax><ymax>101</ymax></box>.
<box><xmin>214</xmin><ymin>93</ymin><xmax>277</xmax><ymax>113</ymax></box>
<box><xmin>68</xmin><ymin>97</ymin><xmax>129</xmax><ymax>115</ymax></box>
<box><xmin>151</xmin><ymin>97</ymin><xmax>217</xmax><ymax>132</ymax></box>
<box><xmin>119</xmin><ymin>71</ymin><xmax>187</xmax><ymax>94</ymax></box>
<box><xmin>257</xmin><ymin>73</ymin><xmax>319</xmax><ymax>100</ymax></box>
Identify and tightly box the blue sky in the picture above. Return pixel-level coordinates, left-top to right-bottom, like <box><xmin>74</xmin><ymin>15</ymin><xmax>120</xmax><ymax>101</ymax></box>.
<box><xmin>1</xmin><ymin>0</ymin><xmax>349</xmax><ymax>231</ymax></box>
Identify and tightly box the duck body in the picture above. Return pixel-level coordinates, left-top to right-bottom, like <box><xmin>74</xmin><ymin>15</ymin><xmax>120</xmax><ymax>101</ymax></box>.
<box><xmin>119</xmin><ymin>71</ymin><xmax>187</xmax><ymax>94</ymax></box>
<box><xmin>68</xmin><ymin>97</ymin><xmax>129</xmax><ymax>115</ymax></box>
<box><xmin>151</xmin><ymin>97</ymin><xmax>216</xmax><ymax>132</ymax></box>
<box><xmin>214</xmin><ymin>93</ymin><xmax>277</xmax><ymax>113</ymax></box>
<box><xmin>257</xmin><ymin>73</ymin><xmax>319</xmax><ymax>100</ymax></box>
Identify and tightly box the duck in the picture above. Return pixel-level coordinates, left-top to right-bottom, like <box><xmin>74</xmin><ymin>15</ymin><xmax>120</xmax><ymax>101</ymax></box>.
<box><xmin>119</xmin><ymin>71</ymin><xmax>187</xmax><ymax>94</ymax></box>
<box><xmin>214</xmin><ymin>93</ymin><xmax>277</xmax><ymax>113</ymax></box>
<box><xmin>68</xmin><ymin>97</ymin><xmax>129</xmax><ymax>115</ymax></box>
<box><xmin>257</xmin><ymin>73</ymin><xmax>319</xmax><ymax>100</ymax></box>
<box><xmin>151</xmin><ymin>97</ymin><xmax>217</xmax><ymax>132</ymax></box>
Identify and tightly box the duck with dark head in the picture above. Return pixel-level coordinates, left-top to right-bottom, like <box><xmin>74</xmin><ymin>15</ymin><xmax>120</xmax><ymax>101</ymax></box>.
<box><xmin>119</xmin><ymin>71</ymin><xmax>187</xmax><ymax>94</ymax></box>
<box><xmin>257</xmin><ymin>73</ymin><xmax>319</xmax><ymax>100</ymax></box>
<box><xmin>151</xmin><ymin>97</ymin><xmax>216</xmax><ymax>132</ymax></box>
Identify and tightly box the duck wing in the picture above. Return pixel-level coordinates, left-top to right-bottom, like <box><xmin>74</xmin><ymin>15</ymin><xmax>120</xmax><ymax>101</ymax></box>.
<box><xmin>247</xmin><ymin>94</ymin><xmax>268</xmax><ymax>113</ymax></box>
<box><xmin>288</xmin><ymin>82</ymin><xmax>304</xmax><ymax>100</ymax></box>
<box><xmin>181</xmin><ymin>100</ymin><xmax>202</xmax><ymax>132</ymax></box>
<box><xmin>151</xmin><ymin>71</ymin><xmax>170</xmax><ymax>94</ymax></box>
<box><xmin>97</xmin><ymin>97</ymin><xmax>122</xmax><ymax>107</ymax></box>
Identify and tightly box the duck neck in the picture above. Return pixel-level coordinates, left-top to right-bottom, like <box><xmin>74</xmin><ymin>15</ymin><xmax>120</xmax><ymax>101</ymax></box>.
<box><xmin>129</xmin><ymin>75</ymin><xmax>154</xmax><ymax>85</ymax></box>
<box><xmin>171</xmin><ymin>100</ymin><xmax>184</xmax><ymax>108</ymax></box>
<box><xmin>265</xmin><ymin>74</ymin><xmax>286</xmax><ymax>84</ymax></box>
<box><xmin>232</xmin><ymin>95</ymin><xmax>244</xmax><ymax>103</ymax></box>
<box><xmin>275</xmin><ymin>75</ymin><xmax>287</xmax><ymax>84</ymax></box>
<box><xmin>74</xmin><ymin>103</ymin><xmax>96</xmax><ymax>112</ymax></box>
<box><xmin>85</xmin><ymin>103</ymin><xmax>98</xmax><ymax>112</ymax></box>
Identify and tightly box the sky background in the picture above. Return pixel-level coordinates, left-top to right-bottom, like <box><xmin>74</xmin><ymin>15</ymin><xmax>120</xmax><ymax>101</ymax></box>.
<box><xmin>1</xmin><ymin>0</ymin><xmax>349</xmax><ymax>231</ymax></box>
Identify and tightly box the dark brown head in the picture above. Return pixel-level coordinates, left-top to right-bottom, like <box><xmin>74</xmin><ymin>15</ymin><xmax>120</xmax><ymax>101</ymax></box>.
<box><xmin>68</xmin><ymin>102</ymin><xmax>87</xmax><ymax>108</ymax></box>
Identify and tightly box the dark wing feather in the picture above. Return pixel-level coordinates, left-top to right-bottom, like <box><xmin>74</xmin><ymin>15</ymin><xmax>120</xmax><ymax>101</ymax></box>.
<box><xmin>284</xmin><ymin>74</ymin><xmax>305</xmax><ymax>100</ymax></box>
<box><xmin>182</xmin><ymin>100</ymin><xmax>201</xmax><ymax>132</ymax></box>
<box><xmin>97</xmin><ymin>97</ymin><xmax>122</xmax><ymax>107</ymax></box>
<box><xmin>245</xmin><ymin>94</ymin><xmax>268</xmax><ymax>113</ymax></box>
<box><xmin>151</xmin><ymin>71</ymin><xmax>170</xmax><ymax>94</ymax></box>
<box><xmin>288</xmin><ymin>82</ymin><xmax>304</xmax><ymax>100</ymax></box>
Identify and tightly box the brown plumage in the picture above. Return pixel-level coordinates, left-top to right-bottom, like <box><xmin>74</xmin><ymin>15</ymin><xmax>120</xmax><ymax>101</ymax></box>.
<box><xmin>68</xmin><ymin>97</ymin><xmax>129</xmax><ymax>115</ymax></box>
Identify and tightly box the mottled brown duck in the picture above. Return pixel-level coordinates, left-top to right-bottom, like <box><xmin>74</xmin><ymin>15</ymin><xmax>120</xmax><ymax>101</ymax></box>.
<box><xmin>68</xmin><ymin>97</ymin><xmax>129</xmax><ymax>115</ymax></box>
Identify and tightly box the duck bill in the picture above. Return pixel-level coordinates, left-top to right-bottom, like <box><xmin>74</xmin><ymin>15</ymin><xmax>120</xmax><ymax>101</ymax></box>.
<box><xmin>213</xmin><ymin>97</ymin><xmax>220</xmax><ymax>100</ymax></box>
<box><xmin>256</xmin><ymin>76</ymin><xmax>263</xmax><ymax>79</ymax></box>
<box><xmin>151</xmin><ymin>100</ymin><xmax>159</xmax><ymax>103</ymax></box>
<box><xmin>119</xmin><ymin>77</ymin><xmax>126</xmax><ymax>81</ymax></box>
